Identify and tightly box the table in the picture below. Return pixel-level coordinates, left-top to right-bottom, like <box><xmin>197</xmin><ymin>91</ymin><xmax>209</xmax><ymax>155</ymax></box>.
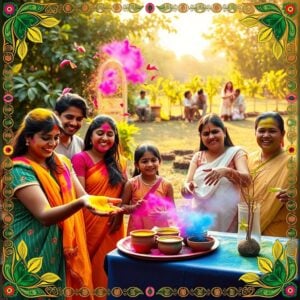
<box><xmin>105</xmin><ymin>232</ymin><xmax>298</xmax><ymax>299</ymax></box>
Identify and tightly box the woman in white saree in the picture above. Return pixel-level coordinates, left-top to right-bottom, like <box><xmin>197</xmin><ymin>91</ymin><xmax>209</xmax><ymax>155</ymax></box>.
<box><xmin>181</xmin><ymin>114</ymin><xmax>251</xmax><ymax>232</ymax></box>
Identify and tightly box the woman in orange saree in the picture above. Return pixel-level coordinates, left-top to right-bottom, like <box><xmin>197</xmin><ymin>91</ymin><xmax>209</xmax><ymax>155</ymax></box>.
<box><xmin>5</xmin><ymin>108</ymin><xmax>95</xmax><ymax>299</ymax></box>
<box><xmin>72</xmin><ymin>115</ymin><xmax>127</xmax><ymax>293</ymax></box>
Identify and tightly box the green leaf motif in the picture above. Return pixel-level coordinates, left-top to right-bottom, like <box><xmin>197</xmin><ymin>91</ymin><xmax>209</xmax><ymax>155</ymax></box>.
<box><xmin>157</xmin><ymin>287</ymin><xmax>176</xmax><ymax>297</ymax></box>
<box><xmin>286</xmin><ymin>256</ymin><xmax>297</xmax><ymax>282</ymax></box>
<box><xmin>260</xmin><ymin>273</ymin><xmax>282</xmax><ymax>287</ymax></box>
<box><xmin>19</xmin><ymin>273</ymin><xmax>40</xmax><ymax>287</ymax></box>
<box><xmin>286</xmin><ymin>19</ymin><xmax>296</xmax><ymax>43</ymax></box>
<box><xmin>156</xmin><ymin>3</ymin><xmax>173</xmax><ymax>13</ymax></box>
<box><xmin>126</xmin><ymin>287</ymin><xmax>144</xmax><ymax>297</ymax></box>
<box><xmin>255</xmin><ymin>3</ymin><xmax>282</xmax><ymax>14</ymax></box>
<box><xmin>259</xmin><ymin>13</ymin><xmax>283</xmax><ymax>27</ymax></box>
<box><xmin>273</xmin><ymin>259</ymin><xmax>286</xmax><ymax>283</ymax></box>
<box><xmin>272</xmin><ymin>17</ymin><xmax>286</xmax><ymax>41</ymax></box>
<box><xmin>254</xmin><ymin>287</ymin><xmax>282</xmax><ymax>297</ymax></box>
<box><xmin>18</xmin><ymin>286</ymin><xmax>49</xmax><ymax>298</ymax></box>
<box><xmin>14</xmin><ymin>261</ymin><xmax>28</xmax><ymax>283</ymax></box>
<box><xmin>13</xmin><ymin>14</ymin><xmax>40</xmax><ymax>40</ymax></box>
<box><xmin>192</xmin><ymin>287</ymin><xmax>207</xmax><ymax>297</ymax></box>
<box><xmin>18</xmin><ymin>3</ymin><xmax>45</xmax><ymax>14</ymax></box>
<box><xmin>3</xmin><ymin>18</ymin><xmax>14</xmax><ymax>45</ymax></box>
<box><xmin>3</xmin><ymin>259</ymin><xmax>14</xmax><ymax>281</ymax></box>
<box><xmin>128</xmin><ymin>3</ymin><xmax>144</xmax><ymax>13</ymax></box>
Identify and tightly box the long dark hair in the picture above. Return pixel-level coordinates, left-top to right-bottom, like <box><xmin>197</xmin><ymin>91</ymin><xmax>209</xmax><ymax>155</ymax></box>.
<box><xmin>132</xmin><ymin>143</ymin><xmax>161</xmax><ymax>176</ymax></box>
<box><xmin>198</xmin><ymin>113</ymin><xmax>234</xmax><ymax>151</ymax></box>
<box><xmin>84</xmin><ymin>115</ymin><xmax>125</xmax><ymax>186</ymax></box>
<box><xmin>255</xmin><ymin>112</ymin><xmax>285</xmax><ymax>133</ymax></box>
<box><xmin>12</xmin><ymin>108</ymin><xmax>63</xmax><ymax>172</ymax></box>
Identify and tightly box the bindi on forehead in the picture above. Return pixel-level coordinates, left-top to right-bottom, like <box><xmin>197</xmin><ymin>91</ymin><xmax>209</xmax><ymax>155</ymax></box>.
<box><xmin>257</xmin><ymin>118</ymin><xmax>278</xmax><ymax>128</ymax></box>
<box><xmin>100</xmin><ymin>123</ymin><xmax>112</xmax><ymax>132</ymax></box>
<box><xmin>52</xmin><ymin>125</ymin><xmax>60</xmax><ymax>131</ymax></box>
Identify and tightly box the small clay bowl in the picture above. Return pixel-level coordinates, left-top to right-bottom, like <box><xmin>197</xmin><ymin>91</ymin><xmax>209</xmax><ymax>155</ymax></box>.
<box><xmin>157</xmin><ymin>236</ymin><xmax>183</xmax><ymax>255</ymax></box>
<box><xmin>187</xmin><ymin>236</ymin><xmax>215</xmax><ymax>252</ymax></box>
<box><xmin>155</xmin><ymin>227</ymin><xmax>180</xmax><ymax>237</ymax></box>
<box><xmin>130</xmin><ymin>229</ymin><xmax>156</xmax><ymax>254</ymax></box>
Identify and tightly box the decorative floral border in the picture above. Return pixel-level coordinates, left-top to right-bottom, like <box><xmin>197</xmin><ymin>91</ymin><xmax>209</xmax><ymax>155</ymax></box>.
<box><xmin>1</xmin><ymin>1</ymin><xmax>298</xmax><ymax>298</ymax></box>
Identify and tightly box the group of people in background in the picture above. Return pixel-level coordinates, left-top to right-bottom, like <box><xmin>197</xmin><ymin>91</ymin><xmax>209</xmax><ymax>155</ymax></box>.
<box><xmin>220</xmin><ymin>81</ymin><xmax>246</xmax><ymax>121</ymax></box>
<box><xmin>183</xmin><ymin>89</ymin><xmax>208</xmax><ymax>123</ymax></box>
<box><xmin>2</xmin><ymin>90</ymin><xmax>290</xmax><ymax>298</ymax></box>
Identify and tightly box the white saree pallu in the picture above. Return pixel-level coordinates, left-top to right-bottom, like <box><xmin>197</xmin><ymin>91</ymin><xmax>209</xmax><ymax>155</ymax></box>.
<box><xmin>193</xmin><ymin>146</ymin><xmax>241</xmax><ymax>232</ymax></box>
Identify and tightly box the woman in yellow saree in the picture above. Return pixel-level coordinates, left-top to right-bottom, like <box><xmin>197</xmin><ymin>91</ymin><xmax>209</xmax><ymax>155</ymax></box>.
<box><xmin>248</xmin><ymin>112</ymin><xmax>290</xmax><ymax>237</ymax></box>
<box><xmin>7</xmin><ymin>109</ymin><xmax>95</xmax><ymax>299</ymax></box>
<box><xmin>72</xmin><ymin>115</ymin><xmax>127</xmax><ymax>293</ymax></box>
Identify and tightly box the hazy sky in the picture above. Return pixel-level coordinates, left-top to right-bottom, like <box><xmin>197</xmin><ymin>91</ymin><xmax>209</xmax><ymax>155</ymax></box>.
<box><xmin>154</xmin><ymin>0</ymin><xmax>233</xmax><ymax>60</ymax></box>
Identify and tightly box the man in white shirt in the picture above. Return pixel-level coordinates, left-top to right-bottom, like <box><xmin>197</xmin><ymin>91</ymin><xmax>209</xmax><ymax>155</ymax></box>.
<box><xmin>55</xmin><ymin>93</ymin><xmax>88</xmax><ymax>159</ymax></box>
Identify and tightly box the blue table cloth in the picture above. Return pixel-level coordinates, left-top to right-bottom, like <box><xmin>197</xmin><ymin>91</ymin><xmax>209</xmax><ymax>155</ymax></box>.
<box><xmin>105</xmin><ymin>232</ymin><xmax>298</xmax><ymax>299</ymax></box>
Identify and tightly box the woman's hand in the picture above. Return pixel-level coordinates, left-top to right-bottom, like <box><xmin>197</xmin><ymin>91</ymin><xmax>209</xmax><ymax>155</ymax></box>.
<box><xmin>276</xmin><ymin>189</ymin><xmax>289</xmax><ymax>204</ymax></box>
<box><xmin>122</xmin><ymin>199</ymin><xmax>144</xmax><ymax>214</ymax></box>
<box><xmin>203</xmin><ymin>168</ymin><xmax>228</xmax><ymax>185</ymax></box>
<box><xmin>83</xmin><ymin>195</ymin><xmax>123</xmax><ymax>216</ymax></box>
<box><xmin>181</xmin><ymin>182</ymin><xmax>197</xmax><ymax>198</ymax></box>
<box><xmin>108</xmin><ymin>214</ymin><xmax>123</xmax><ymax>233</ymax></box>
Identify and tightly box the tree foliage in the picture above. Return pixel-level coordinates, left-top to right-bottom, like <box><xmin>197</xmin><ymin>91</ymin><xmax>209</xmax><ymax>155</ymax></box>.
<box><xmin>203</xmin><ymin>11</ymin><xmax>286</xmax><ymax>79</ymax></box>
<box><xmin>10</xmin><ymin>0</ymin><xmax>174</xmax><ymax>128</ymax></box>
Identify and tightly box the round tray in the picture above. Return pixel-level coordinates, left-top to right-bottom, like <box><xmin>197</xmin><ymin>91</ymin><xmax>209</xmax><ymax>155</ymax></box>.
<box><xmin>117</xmin><ymin>236</ymin><xmax>219</xmax><ymax>261</ymax></box>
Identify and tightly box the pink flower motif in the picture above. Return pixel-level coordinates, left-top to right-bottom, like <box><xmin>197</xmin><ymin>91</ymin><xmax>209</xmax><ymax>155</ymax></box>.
<box><xmin>283</xmin><ymin>283</ymin><xmax>297</xmax><ymax>297</ymax></box>
<box><xmin>4</xmin><ymin>3</ymin><xmax>17</xmax><ymax>17</ymax></box>
<box><xmin>92</xmin><ymin>97</ymin><xmax>99</xmax><ymax>109</ymax></box>
<box><xmin>52</xmin><ymin>237</ymin><xmax>58</xmax><ymax>244</ymax></box>
<box><xmin>74</xmin><ymin>42</ymin><xmax>86</xmax><ymax>53</ymax></box>
<box><xmin>60</xmin><ymin>59</ymin><xmax>77</xmax><ymax>69</ymax></box>
<box><xmin>62</xmin><ymin>87</ymin><xmax>72</xmax><ymax>95</ymax></box>
<box><xmin>145</xmin><ymin>286</ymin><xmax>155</xmax><ymax>297</ymax></box>
<box><xmin>27</xmin><ymin>229</ymin><xmax>34</xmax><ymax>236</ymax></box>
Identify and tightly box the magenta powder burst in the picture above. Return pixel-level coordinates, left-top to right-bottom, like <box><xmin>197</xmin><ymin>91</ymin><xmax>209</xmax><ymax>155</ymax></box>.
<box><xmin>99</xmin><ymin>39</ymin><xmax>147</xmax><ymax>96</ymax></box>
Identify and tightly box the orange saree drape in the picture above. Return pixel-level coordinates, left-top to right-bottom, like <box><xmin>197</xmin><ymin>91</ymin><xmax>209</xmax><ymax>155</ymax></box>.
<box><xmin>83</xmin><ymin>158</ymin><xmax>125</xmax><ymax>292</ymax></box>
<box><xmin>13</xmin><ymin>155</ymin><xmax>94</xmax><ymax>299</ymax></box>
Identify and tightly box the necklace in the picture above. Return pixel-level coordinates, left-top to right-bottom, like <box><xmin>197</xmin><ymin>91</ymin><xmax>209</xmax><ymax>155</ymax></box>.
<box><xmin>140</xmin><ymin>175</ymin><xmax>158</xmax><ymax>186</ymax></box>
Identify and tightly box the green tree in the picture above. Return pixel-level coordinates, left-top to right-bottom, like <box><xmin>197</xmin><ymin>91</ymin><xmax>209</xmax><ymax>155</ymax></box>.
<box><xmin>204</xmin><ymin>76</ymin><xmax>222</xmax><ymax>113</ymax></box>
<box><xmin>261</xmin><ymin>70</ymin><xmax>287</xmax><ymax>111</ymax></box>
<box><xmin>203</xmin><ymin>8</ymin><xmax>286</xmax><ymax>80</ymax></box>
<box><xmin>10</xmin><ymin>0</ymin><xmax>174</xmax><ymax>127</ymax></box>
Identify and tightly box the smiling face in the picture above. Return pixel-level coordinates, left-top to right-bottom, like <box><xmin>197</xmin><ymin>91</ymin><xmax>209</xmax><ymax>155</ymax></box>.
<box><xmin>58</xmin><ymin>106</ymin><xmax>84</xmax><ymax>136</ymax></box>
<box><xmin>255</xmin><ymin>117</ymin><xmax>284</xmax><ymax>154</ymax></box>
<box><xmin>136</xmin><ymin>151</ymin><xmax>160</xmax><ymax>177</ymax></box>
<box><xmin>91</xmin><ymin>122</ymin><xmax>115</xmax><ymax>153</ymax></box>
<box><xmin>200</xmin><ymin>122</ymin><xmax>226</xmax><ymax>152</ymax></box>
<box><xmin>26</xmin><ymin>126</ymin><xmax>60</xmax><ymax>163</ymax></box>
